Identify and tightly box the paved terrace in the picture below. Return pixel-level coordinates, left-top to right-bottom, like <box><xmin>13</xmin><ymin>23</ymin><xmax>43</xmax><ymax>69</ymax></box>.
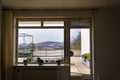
<box><xmin>18</xmin><ymin>50</ymin><xmax>90</xmax><ymax>76</ymax></box>
<box><xmin>71</xmin><ymin>57</ymin><xmax>90</xmax><ymax>76</ymax></box>
<box><xmin>71</xmin><ymin>50</ymin><xmax>90</xmax><ymax>76</ymax></box>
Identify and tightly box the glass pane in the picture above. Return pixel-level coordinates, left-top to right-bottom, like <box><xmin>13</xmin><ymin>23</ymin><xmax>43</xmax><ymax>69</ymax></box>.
<box><xmin>18</xmin><ymin>29</ymin><xmax>64</xmax><ymax>63</ymax></box>
<box><xmin>18</xmin><ymin>21</ymin><xmax>41</xmax><ymax>27</ymax></box>
<box><xmin>70</xmin><ymin>20</ymin><xmax>90</xmax><ymax>27</ymax></box>
<box><xmin>43</xmin><ymin>21</ymin><xmax>64</xmax><ymax>26</ymax></box>
<box><xmin>70</xmin><ymin>29</ymin><xmax>90</xmax><ymax>76</ymax></box>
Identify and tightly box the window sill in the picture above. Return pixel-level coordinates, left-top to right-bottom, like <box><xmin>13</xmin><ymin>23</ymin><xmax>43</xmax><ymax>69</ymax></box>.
<box><xmin>13</xmin><ymin>63</ymin><xmax>69</xmax><ymax>67</ymax></box>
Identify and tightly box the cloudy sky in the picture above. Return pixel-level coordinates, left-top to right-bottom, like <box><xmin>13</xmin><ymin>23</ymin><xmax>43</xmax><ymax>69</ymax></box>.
<box><xmin>18</xmin><ymin>29</ymin><xmax>81</xmax><ymax>43</ymax></box>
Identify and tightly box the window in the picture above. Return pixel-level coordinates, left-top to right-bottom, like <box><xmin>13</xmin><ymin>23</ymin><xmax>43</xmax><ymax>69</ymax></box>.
<box><xmin>70</xmin><ymin>19</ymin><xmax>90</xmax><ymax>27</ymax></box>
<box><xmin>18</xmin><ymin>21</ymin><xmax>41</xmax><ymax>27</ymax></box>
<box><xmin>16</xmin><ymin>18</ymin><xmax>92</xmax><ymax>76</ymax></box>
<box><xmin>17</xmin><ymin>19</ymin><xmax>65</xmax><ymax>63</ymax></box>
<box><xmin>43</xmin><ymin>21</ymin><xmax>64</xmax><ymax>27</ymax></box>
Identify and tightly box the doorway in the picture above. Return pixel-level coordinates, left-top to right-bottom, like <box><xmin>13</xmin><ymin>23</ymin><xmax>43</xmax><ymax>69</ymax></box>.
<box><xmin>70</xmin><ymin>29</ymin><xmax>90</xmax><ymax>76</ymax></box>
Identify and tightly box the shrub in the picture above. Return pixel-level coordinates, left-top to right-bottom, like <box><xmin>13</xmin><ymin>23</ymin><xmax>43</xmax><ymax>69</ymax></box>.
<box><xmin>36</xmin><ymin>57</ymin><xmax>41</xmax><ymax>63</ymax></box>
<box><xmin>82</xmin><ymin>52</ymin><xmax>90</xmax><ymax>59</ymax></box>
<box><xmin>26</xmin><ymin>57</ymin><xmax>32</xmax><ymax>62</ymax></box>
<box><xmin>48</xmin><ymin>60</ymin><xmax>55</xmax><ymax>63</ymax></box>
<box><xmin>23</xmin><ymin>60</ymin><xmax>28</xmax><ymax>65</ymax></box>
<box><xmin>36</xmin><ymin>57</ymin><xmax>43</xmax><ymax>65</ymax></box>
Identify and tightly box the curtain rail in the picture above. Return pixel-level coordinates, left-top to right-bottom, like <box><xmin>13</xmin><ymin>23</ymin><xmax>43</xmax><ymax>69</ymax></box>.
<box><xmin>2</xmin><ymin>8</ymin><xmax>99</xmax><ymax>11</ymax></box>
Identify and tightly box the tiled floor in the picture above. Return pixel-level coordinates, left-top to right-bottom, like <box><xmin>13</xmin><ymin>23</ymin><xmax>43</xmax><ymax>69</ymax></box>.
<box><xmin>70</xmin><ymin>57</ymin><xmax>90</xmax><ymax>76</ymax></box>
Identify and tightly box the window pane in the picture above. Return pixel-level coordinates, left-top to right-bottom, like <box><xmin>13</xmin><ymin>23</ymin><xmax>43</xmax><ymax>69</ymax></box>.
<box><xmin>18</xmin><ymin>29</ymin><xmax>64</xmax><ymax>63</ymax></box>
<box><xmin>18</xmin><ymin>21</ymin><xmax>41</xmax><ymax>27</ymax></box>
<box><xmin>70</xmin><ymin>20</ymin><xmax>90</xmax><ymax>27</ymax></box>
<box><xmin>70</xmin><ymin>29</ymin><xmax>90</xmax><ymax>75</ymax></box>
<box><xmin>43</xmin><ymin>21</ymin><xmax>64</xmax><ymax>26</ymax></box>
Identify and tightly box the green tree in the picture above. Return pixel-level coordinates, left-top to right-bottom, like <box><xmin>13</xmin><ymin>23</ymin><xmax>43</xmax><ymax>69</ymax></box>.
<box><xmin>28</xmin><ymin>43</ymin><xmax>36</xmax><ymax>57</ymax></box>
<box><xmin>71</xmin><ymin>32</ymin><xmax>81</xmax><ymax>50</ymax></box>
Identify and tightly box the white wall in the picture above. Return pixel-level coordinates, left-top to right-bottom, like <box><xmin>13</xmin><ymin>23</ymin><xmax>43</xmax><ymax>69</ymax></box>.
<box><xmin>94</xmin><ymin>8</ymin><xmax>120</xmax><ymax>80</ymax></box>
<box><xmin>81</xmin><ymin>29</ymin><xmax>90</xmax><ymax>55</ymax></box>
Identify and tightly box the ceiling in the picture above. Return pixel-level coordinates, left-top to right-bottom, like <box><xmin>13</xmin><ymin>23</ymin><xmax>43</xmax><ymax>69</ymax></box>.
<box><xmin>2</xmin><ymin>0</ymin><xmax>120</xmax><ymax>9</ymax></box>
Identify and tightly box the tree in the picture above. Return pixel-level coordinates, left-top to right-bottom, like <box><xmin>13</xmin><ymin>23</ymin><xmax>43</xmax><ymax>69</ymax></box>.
<box><xmin>71</xmin><ymin>32</ymin><xmax>81</xmax><ymax>50</ymax></box>
<box><xmin>28</xmin><ymin>43</ymin><xmax>36</xmax><ymax>57</ymax></box>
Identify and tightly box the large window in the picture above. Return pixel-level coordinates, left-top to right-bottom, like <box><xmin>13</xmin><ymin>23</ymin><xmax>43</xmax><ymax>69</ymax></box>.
<box><xmin>17</xmin><ymin>19</ymin><xmax>65</xmax><ymax>63</ymax></box>
<box><xmin>16</xmin><ymin>18</ymin><xmax>92</xmax><ymax>76</ymax></box>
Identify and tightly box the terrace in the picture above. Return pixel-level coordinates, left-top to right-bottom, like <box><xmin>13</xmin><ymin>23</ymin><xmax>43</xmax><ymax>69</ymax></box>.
<box><xmin>18</xmin><ymin>49</ymin><xmax>90</xmax><ymax>76</ymax></box>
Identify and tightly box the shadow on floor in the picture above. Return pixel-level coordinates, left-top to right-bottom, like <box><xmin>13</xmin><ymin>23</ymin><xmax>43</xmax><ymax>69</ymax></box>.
<box><xmin>71</xmin><ymin>73</ymin><xmax>91</xmax><ymax>80</ymax></box>
<box><xmin>71</xmin><ymin>76</ymin><xmax>82</xmax><ymax>80</ymax></box>
<box><xmin>71</xmin><ymin>72</ymin><xmax>82</xmax><ymax>80</ymax></box>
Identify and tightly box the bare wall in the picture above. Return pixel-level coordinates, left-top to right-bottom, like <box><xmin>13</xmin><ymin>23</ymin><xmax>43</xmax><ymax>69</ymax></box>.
<box><xmin>1</xmin><ymin>8</ymin><xmax>120</xmax><ymax>80</ymax></box>
<box><xmin>94</xmin><ymin>8</ymin><xmax>120</xmax><ymax>80</ymax></box>
<box><xmin>0</xmin><ymin>0</ymin><xmax>2</xmax><ymax>79</ymax></box>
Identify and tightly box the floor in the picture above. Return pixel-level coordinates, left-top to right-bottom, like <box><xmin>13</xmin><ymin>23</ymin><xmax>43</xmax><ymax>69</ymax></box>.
<box><xmin>70</xmin><ymin>56</ymin><xmax>90</xmax><ymax>80</ymax></box>
<box><xmin>70</xmin><ymin>50</ymin><xmax>90</xmax><ymax>76</ymax></box>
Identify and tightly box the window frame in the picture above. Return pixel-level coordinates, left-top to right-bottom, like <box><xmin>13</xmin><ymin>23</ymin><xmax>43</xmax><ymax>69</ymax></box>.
<box><xmin>67</xmin><ymin>18</ymin><xmax>93</xmax><ymax>76</ymax></box>
<box><xmin>15</xmin><ymin>17</ymin><xmax>94</xmax><ymax>77</ymax></box>
<box><xmin>15</xmin><ymin>18</ymin><xmax>92</xmax><ymax>67</ymax></box>
<box><xmin>16</xmin><ymin>18</ymin><xmax>67</xmax><ymax>64</ymax></box>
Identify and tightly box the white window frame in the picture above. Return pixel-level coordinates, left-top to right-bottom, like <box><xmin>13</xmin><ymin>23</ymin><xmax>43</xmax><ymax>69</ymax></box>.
<box><xmin>16</xmin><ymin>18</ymin><xmax>67</xmax><ymax>64</ymax></box>
<box><xmin>15</xmin><ymin>18</ymin><xmax>94</xmax><ymax>77</ymax></box>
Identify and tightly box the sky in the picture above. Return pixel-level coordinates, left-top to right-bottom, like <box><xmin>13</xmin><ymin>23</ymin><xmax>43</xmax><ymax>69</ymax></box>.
<box><xmin>19</xmin><ymin>29</ymin><xmax>64</xmax><ymax>43</ymax></box>
<box><xmin>18</xmin><ymin>29</ymin><xmax>82</xmax><ymax>44</ymax></box>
